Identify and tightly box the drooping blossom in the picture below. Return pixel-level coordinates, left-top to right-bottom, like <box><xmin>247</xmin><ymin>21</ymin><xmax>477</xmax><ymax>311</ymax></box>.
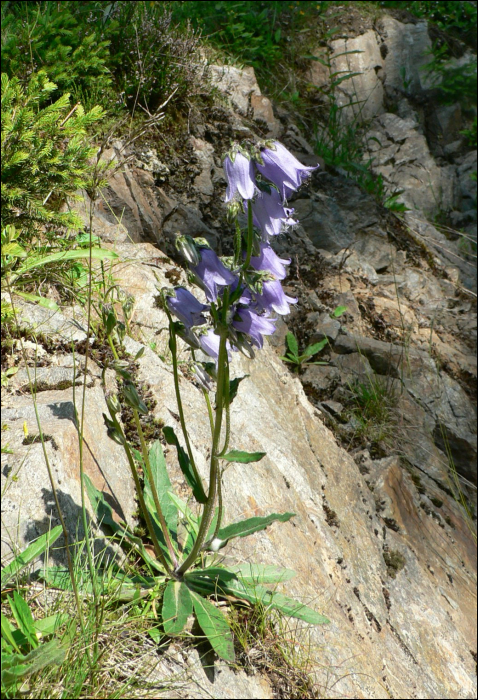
<box><xmin>166</xmin><ymin>287</ymin><xmax>209</xmax><ymax>328</ymax></box>
<box><xmin>232</xmin><ymin>308</ymin><xmax>277</xmax><ymax>349</ymax></box>
<box><xmin>198</xmin><ymin>329</ymin><xmax>232</xmax><ymax>362</ymax></box>
<box><xmin>256</xmin><ymin>141</ymin><xmax>319</xmax><ymax>200</ymax></box>
<box><xmin>255</xmin><ymin>278</ymin><xmax>297</xmax><ymax>316</ymax></box>
<box><xmin>192</xmin><ymin>248</ymin><xmax>237</xmax><ymax>302</ymax></box>
<box><xmin>249</xmin><ymin>243</ymin><xmax>291</xmax><ymax>280</ymax></box>
<box><xmin>224</xmin><ymin>150</ymin><xmax>258</xmax><ymax>202</ymax></box>
<box><xmin>250</xmin><ymin>189</ymin><xmax>296</xmax><ymax>240</ymax></box>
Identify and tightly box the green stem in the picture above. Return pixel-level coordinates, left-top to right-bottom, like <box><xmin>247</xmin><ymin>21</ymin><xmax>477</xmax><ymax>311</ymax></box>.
<box><xmin>107</xmin><ymin>334</ymin><xmax>119</xmax><ymax>361</ymax></box>
<box><xmin>218</xmin><ymin>360</ymin><xmax>231</xmax><ymax>456</ymax></box>
<box><xmin>204</xmin><ymin>389</ymin><xmax>215</xmax><ymax>438</ymax></box>
<box><xmin>167</xmin><ymin>316</ymin><xmax>205</xmax><ymax>495</ymax></box>
<box><xmin>108</xmin><ymin>411</ymin><xmax>172</xmax><ymax>574</ymax></box>
<box><xmin>133</xmin><ymin>409</ymin><xmax>178</xmax><ymax>569</ymax></box>
<box><xmin>176</xmin><ymin>329</ymin><xmax>229</xmax><ymax>575</ymax></box>
<box><xmin>210</xmin><ymin>467</ymin><xmax>224</xmax><ymax>542</ymax></box>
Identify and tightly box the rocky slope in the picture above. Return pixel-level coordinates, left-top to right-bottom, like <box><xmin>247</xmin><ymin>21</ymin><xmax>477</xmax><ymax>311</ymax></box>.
<box><xmin>2</xmin><ymin>12</ymin><xmax>477</xmax><ymax>699</ymax></box>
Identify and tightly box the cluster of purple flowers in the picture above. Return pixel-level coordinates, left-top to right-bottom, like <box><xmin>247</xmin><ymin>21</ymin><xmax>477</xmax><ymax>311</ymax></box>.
<box><xmin>166</xmin><ymin>141</ymin><xmax>318</xmax><ymax>363</ymax></box>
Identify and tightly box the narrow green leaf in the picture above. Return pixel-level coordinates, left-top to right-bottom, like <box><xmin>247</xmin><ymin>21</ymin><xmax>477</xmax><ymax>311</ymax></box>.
<box><xmin>331</xmin><ymin>305</ymin><xmax>347</xmax><ymax>318</ymax></box>
<box><xmin>285</xmin><ymin>332</ymin><xmax>299</xmax><ymax>358</ymax></box>
<box><xmin>17</xmin><ymin>247</ymin><xmax>118</xmax><ymax>274</ymax></box>
<box><xmin>163</xmin><ymin>426</ymin><xmax>207</xmax><ymax>503</ymax></box>
<box><xmin>229</xmin><ymin>375</ymin><xmax>249</xmax><ymax>403</ymax></box>
<box><xmin>145</xmin><ymin>440</ymin><xmax>178</xmax><ymax>538</ymax></box>
<box><xmin>1</xmin><ymin>525</ymin><xmax>63</xmax><ymax>588</ymax></box>
<box><xmin>1</xmin><ymin>612</ymin><xmax>21</xmax><ymax>653</ymax></box>
<box><xmin>162</xmin><ymin>581</ymin><xmax>193</xmax><ymax>636</ymax></box>
<box><xmin>14</xmin><ymin>291</ymin><xmax>59</xmax><ymax>310</ymax></box>
<box><xmin>215</xmin><ymin>512</ymin><xmax>295</xmax><ymax>548</ymax></box>
<box><xmin>227</xmin><ymin>563</ymin><xmax>296</xmax><ymax>585</ymax></box>
<box><xmin>191</xmin><ymin>592</ymin><xmax>235</xmax><ymax>662</ymax></box>
<box><xmin>300</xmin><ymin>339</ymin><xmax>328</xmax><ymax>359</ymax></box>
<box><xmin>221</xmin><ymin>450</ymin><xmax>266</xmax><ymax>464</ymax></box>
<box><xmin>9</xmin><ymin>592</ymin><xmax>38</xmax><ymax>648</ymax></box>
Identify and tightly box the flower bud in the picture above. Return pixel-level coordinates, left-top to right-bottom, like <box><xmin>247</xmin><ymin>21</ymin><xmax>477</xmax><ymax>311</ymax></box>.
<box><xmin>176</xmin><ymin>235</ymin><xmax>200</xmax><ymax>266</ymax></box>
<box><xmin>106</xmin><ymin>394</ymin><xmax>121</xmax><ymax>415</ymax></box>
<box><xmin>233</xmin><ymin>334</ymin><xmax>255</xmax><ymax>359</ymax></box>
<box><xmin>192</xmin><ymin>363</ymin><xmax>215</xmax><ymax>391</ymax></box>
<box><xmin>122</xmin><ymin>382</ymin><xmax>149</xmax><ymax>415</ymax></box>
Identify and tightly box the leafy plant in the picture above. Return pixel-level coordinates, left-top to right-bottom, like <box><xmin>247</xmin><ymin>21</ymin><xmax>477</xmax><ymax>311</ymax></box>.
<box><xmin>280</xmin><ymin>332</ymin><xmax>328</xmax><ymax>372</ymax></box>
<box><xmin>1</xmin><ymin>527</ymin><xmax>66</xmax><ymax>698</ymax></box>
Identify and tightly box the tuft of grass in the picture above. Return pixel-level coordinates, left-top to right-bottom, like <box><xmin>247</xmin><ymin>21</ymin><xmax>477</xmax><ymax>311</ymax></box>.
<box><xmin>229</xmin><ymin>600</ymin><xmax>320</xmax><ymax>699</ymax></box>
<box><xmin>345</xmin><ymin>373</ymin><xmax>399</xmax><ymax>453</ymax></box>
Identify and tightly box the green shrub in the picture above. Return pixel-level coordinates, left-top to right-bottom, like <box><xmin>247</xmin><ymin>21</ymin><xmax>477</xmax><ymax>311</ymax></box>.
<box><xmin>1</xmin><ymin>1</ymin><xmax>112</xmax><ymax>102</ymax></box>
<box><xmin>1</xmin><ymin>70</ymin><xmax>104</xmax><ymax>239</ymax></box>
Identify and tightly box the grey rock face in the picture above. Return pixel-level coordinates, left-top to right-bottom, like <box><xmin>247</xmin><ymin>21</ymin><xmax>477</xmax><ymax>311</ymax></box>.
<box><xmin>1</xmin><ymin>386</ymin><xmax>137</xmax><ymax>567</ymax></box>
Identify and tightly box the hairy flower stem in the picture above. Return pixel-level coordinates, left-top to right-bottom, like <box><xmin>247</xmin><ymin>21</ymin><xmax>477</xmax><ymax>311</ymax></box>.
<box><xmin>176</xmin><ymin>330</ymin><xmax>229</xmax><ymax>575</ymax></box>
<box><xmin>132</xmin><ymin>409</ymin><xmax>178</xmax><ymax>569</ymax></box>
<box><xmin>168</xmin><ymin>318</ymin><xmax>205</xmax><ymax>494</ymax></box>
<box><xmin>108</xmin><ymin>411</ymin><xmax>172</xmax><ymax>575</ymax></box>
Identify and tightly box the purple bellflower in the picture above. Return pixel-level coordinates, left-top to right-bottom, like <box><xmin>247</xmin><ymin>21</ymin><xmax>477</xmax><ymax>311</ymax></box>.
<box><xmin>256</xmin><ymin>141</ymin><xmax>319</xmax><ymax>200</ymax></box>
<box><xmin>192</xmin><ymin>248</ymin><xmax>237</xmax><ymax>302</ymax></box>
<box><xmin>224</xmin><ymin>151</ymin><xmax>258</xmax><ymax>202</ymax></box>
<box><xmin>166</xmin><ymin>287</ymin><xmax>209</xmax><ymax>328</ymax></box>
<box><xmin>255</xmin><ymin>278</ymin><xmax>297</xmax><ymax>316</ymax></box>
<box><xmin>249</xmin><ymin>243</ymin><xmax>291</xmax><ymax>280</ymax></box>
<box><xmin>232</xmin><ymin>308</ymin><xmax>277</xmax><ymax>349</ymax></box>
<box><xmin>199</xmin><ymin>329</ymin><xmax>232</xmax><ymax>362</ymax></box>
<box><xmin>250</xmin><ymin>188</ymin><xmax>296</xmax><ymax>240</ymax></box>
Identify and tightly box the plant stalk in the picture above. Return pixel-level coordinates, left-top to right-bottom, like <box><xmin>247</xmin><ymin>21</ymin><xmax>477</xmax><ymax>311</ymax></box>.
<box><xmin>176</xmin><ymin>329</ymin><xmax>229</xmax><ymax>575</ymax></box>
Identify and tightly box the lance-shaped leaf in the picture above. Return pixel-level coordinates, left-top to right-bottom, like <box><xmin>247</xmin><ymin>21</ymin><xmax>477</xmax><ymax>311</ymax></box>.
<box><xmin>185</xmin><ymin>569</ymin><xmax>329</xmax><ymax>625</ymax></box>
<box><xmin>144</xmin><ymin>440</ymin><xmax>178</xmax><ymax>540</ymax></box>
<box><xmin>162</xmin><ymin>581</ymin><xmax>193</xmax><ymax>636</ymax></box>
<box><xmin>9</xmin><ymin>591</ymin><xmax>38</xmax><ymax>648</ymax></box>
<box><xmin>285</xmin><ymin>332</ymin><xmax>299</xmax><ymax>358</ymax></box>
<box><xmin>212</xmin><ymin>512</ymin><xmax>295</xmax><ymax>550</ymax></box>
<box><xmin>221</xmin><ymin>450</ymin><xmax>266</xmax><ymax>464</ymax></box>
<box><xmin>226</xmin><ymin>563</ymin><xmax>296</xmax><ymax>585</ymax></box>
<box><xmin>1</xmin><ymin>639</ymin><xmax>65</xmax><ymax>688</ymax></box>
<box><xmin>163</xmin><ymin>426</ymin><xmax>207</xmax><ymax>503</ymax></box>
<box><xmin>191</xmin><ymin>591</ymin><xmax>235</xmax><ymax>663</ymax></box>
<box><xmin>1</xmin><ymin>525</ymin><xmax>63</xmax><ymax>588</ymax></box>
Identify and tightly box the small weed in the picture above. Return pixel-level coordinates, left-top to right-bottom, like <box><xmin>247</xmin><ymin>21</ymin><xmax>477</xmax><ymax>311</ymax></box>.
<box><xmin>383</xmin><ymin>549</ymin><xmax>406</xmax><ymax>578</ymax></box>
<box><xmin>280</xmin><ymin>331</ymin><xmax>328</xmax><ymax>372</ymax></box>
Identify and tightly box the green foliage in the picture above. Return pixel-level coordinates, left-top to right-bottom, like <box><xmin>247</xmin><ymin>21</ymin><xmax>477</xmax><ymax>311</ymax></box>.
<box><xmin>1</xmin><ymin>532</ymin><xmax>67</xmax><ymax>698</ymax></box>
<box><xmin>1</xmin><ymin>1</ymin><xmax>112</xmax><ymax>101</ymax></box>
<box><xmin>346</xmin><ymin>373</ymin><xmax>399</xmax><ymax>449</ymax></box>
<box><xmin>280</xmin><ymin>331</ymin><xmax>328</xmax><ymax>371</ymax></box>
<box><xmin>379</xmin><ymin>1</ymin><xmax>477</xmax><ymax>45</ymax></box>
<box><xmin>1</xmin><ymin>1</ymin><xmax>204</xmax><ymax>115</ymax></box>
<box><xmin>1</xmin><ymin>71</ymin><xmax>104</xmax><ymax>239</ymax></box>
<box><xmin>461</xmin><ymin>116</ymin><xmax>477</xmax><ymax>148</ymax></box>
<box><xmin>424</xmin><ymin>47</ymin><xmax>477</xmax><ymax>108</ymax></box>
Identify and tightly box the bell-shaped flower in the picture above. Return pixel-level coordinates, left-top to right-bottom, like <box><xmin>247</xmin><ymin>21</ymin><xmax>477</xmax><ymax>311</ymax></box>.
<box><xmin>255</xmin><ymin>278</ymin><xmax>297</xmax><ymax>316</ymax></box>
<box><xmin>198</xmin><ymin>329</ymin><xmax>232</xmax><ymax>362</ymax></box>
<box><xmin>250</xmin><ymin>189</ymin><xmax>296</xmax><ymax>240</ymax></box>
<box><xmin>166</xmin><ymin>287</ymin><xmax>209</xmax><ymax>328</ymax></box>
<box><xmin>249</xmin><ymin>243</ymin><xmax>291</xmax><ymax>280</ymax></box>
<box><xmin>192</xmin><ymin>248</ymin><xmax>237</xmax><ymax>302</ymax></box>
<box><xmin>256</xmin><ymin>141</ymin><xmax>319</xmax><ymax>200</ymax></box>
<box><xmin>232</xmin><ymin>308</ymin><xmax>277</xmax><ymax>349</ymax></box>
<box><xmin>224</xmin><ymin>150</ymin><xmax>258</xmax><ymax>202</ymax></box>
